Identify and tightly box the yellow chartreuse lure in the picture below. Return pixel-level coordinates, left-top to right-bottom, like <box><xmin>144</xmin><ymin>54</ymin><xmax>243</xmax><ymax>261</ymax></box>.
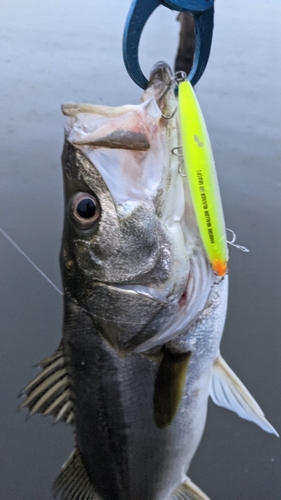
<box><xmin>178</xmin><ymin>80</ymin><xmax>228</xmax><ymax>276</ymax></box>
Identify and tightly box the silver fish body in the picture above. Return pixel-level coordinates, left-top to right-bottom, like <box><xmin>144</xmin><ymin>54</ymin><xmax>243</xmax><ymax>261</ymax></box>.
<box><xmin>21</xmin><ymin>62</ymin><xmax>277</xmax><ymax>500</ymax></box>
<box><xmin>61</xmin><ymin>277</ymin><xmax>227</xmax><ymax>500</ymax></box>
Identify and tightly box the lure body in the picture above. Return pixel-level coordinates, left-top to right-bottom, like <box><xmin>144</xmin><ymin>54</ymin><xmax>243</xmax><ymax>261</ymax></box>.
<box><xmin>178</xmin><ymin>80</ymin><xmax>228</xmax><ymax>276</ymax></box>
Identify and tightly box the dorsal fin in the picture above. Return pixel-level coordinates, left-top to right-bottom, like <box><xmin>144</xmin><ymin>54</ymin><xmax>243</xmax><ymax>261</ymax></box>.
<box><xmin>19</xmin><ymin>347</ymin><xmax>74</xmax><ymax>425</ymax></box>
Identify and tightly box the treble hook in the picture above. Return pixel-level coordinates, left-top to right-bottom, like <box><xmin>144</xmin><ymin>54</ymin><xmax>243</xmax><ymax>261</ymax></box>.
<box><xmin>171</xmin><ymin>146</ymin><xmax>186</xmax><ymax>176</ymax></box>
<box><xmin>226</xmin><ymin>228</ymin><xmax>250</xmax><ymax>253</ymax></box>
<box><xmin>123</xmin><ymin>0</ymin><xmax>214</xmax><ymax>89</ymax></box>
<box><xmin>156</xmin><ymin>70</ymin><xmax>192</xmax><ymax>119</ymax></box>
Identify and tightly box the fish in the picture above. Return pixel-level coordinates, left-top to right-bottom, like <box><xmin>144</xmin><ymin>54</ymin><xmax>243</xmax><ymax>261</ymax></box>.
<box><xmin>175</xmin><ymin>13</ymin><xmax>195</xmax><ymax>77</ymax></box>
<box><xmin>20</xmin><ymin>62</ymin><xmax>277</xmax><ymax>500</ymax></box>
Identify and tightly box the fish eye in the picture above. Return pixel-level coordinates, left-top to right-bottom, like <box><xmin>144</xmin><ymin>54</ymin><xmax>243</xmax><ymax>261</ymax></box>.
<box><xmin>70</xmin><ymin>192</ymin><xmax>100</xmax><ymax>229</ymax></box>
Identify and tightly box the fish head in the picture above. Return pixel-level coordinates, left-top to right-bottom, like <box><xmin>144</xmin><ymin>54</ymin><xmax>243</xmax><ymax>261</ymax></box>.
<box><xmin>61</xmin><ymin>62</ymin><xmax>214</xmax><ymax>353</ymax></box>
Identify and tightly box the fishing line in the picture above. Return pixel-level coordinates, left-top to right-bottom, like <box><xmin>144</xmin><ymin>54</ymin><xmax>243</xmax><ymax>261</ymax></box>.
<box><xmin>0</xmin><ymin>227</ymin><xmax>63</xmax><ymax>296</ymax></box>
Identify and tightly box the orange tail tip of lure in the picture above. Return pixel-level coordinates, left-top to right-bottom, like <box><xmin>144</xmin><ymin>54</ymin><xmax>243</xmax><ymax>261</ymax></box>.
<box><xmin>212</xmin><ymin>260</ymin><xmax>228</xmax><ymax>277</ymax></box>
<box><xmin>178</xmin><ymin>80</ymin><xmax>229</xmax><ymax>277</ymax></box>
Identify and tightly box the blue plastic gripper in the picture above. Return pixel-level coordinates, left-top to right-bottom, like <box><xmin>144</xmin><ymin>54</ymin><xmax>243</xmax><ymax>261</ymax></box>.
<box><xmin>123</xmin><ymin>0</ymin><xmax>214</xmax><ymax>88</ymax></box>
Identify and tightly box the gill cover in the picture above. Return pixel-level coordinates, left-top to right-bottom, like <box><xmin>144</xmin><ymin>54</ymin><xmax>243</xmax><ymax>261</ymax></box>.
<box><xmin>178</xmin><ymin>81</ymin><xmax>228</xmax><ymax>276</ymax></box>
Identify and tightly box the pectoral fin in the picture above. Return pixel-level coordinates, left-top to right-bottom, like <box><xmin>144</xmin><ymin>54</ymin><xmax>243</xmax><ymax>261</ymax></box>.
<box><xmin>210</xmin><ymin>355</ymin><xmax>278</xmax><ymax>436</ymax></box>
<box><xmin>170</xmin><ymin>476</ymin><xmax>211</xmax><ymax>500</ymax></box>
<box><xmin>53</xmin><ymin>447</ymin><xmax>100</xmax><ymax>500</ymax></box>
<box><xmin>19</xmin><ymin>347</ymin><xmax>74</xmax><ymax>425</ymax></box>
<box><xmin>154</xmin><ymin>349</ymin><xmax>191</xmax><ymax>429</ymax></box>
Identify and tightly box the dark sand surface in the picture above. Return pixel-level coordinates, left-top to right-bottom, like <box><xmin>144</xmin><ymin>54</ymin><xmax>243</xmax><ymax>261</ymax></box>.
<box><xmin>0</xmin><ymin>1</ymin><xmax>280</xmax><ymax>498</ymax></box>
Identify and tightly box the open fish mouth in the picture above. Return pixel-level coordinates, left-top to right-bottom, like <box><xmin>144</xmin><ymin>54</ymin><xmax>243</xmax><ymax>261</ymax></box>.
<box><xmin>107</xmin><ymin>284</ymin><xmax>168</xmax><ymax>302</ymax></box>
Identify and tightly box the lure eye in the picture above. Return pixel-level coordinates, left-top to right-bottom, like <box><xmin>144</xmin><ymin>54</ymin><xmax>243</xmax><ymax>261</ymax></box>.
<box><xmin>70</xmin><ymin>192</ymin><xmax>100</xmax><ymax>229</ymax></box>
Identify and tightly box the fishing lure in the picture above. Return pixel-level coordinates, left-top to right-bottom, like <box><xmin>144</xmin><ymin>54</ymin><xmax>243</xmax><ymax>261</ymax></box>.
<box><xmin>178</xmin><ymin>80</ymin><xmax>228</xmax><ymax>276</ymax></box>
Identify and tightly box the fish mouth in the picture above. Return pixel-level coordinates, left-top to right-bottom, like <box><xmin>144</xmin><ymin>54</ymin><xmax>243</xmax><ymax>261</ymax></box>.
<box><xmin>106</xmin><ymin>284</ymin><xmax>168</xmax><ymax>303</ymax></box>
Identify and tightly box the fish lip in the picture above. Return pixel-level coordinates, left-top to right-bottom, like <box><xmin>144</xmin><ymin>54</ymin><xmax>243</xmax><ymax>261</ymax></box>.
<box><xmin>106</xmin><ymin>284</ymin><xmax>168</xmax><ymax>303</ymax></box>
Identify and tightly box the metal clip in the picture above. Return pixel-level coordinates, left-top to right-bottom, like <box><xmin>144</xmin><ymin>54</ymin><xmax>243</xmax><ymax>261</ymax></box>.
<box><xmin>123</xmin><ymin>0</ymin><xmax>214</xmax><ymax>89</ymax></box>
<box><xmin>174</xmin><ymin>71</ymin><xmax>188</xmax><ymax>84</ymax></box>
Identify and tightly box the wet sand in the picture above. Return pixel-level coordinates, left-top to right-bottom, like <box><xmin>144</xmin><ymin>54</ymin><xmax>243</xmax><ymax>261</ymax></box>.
<box><xmin>0</xmin><ymin>1</ymin><xmax>280</xmax><ymax>498</ymax></box>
